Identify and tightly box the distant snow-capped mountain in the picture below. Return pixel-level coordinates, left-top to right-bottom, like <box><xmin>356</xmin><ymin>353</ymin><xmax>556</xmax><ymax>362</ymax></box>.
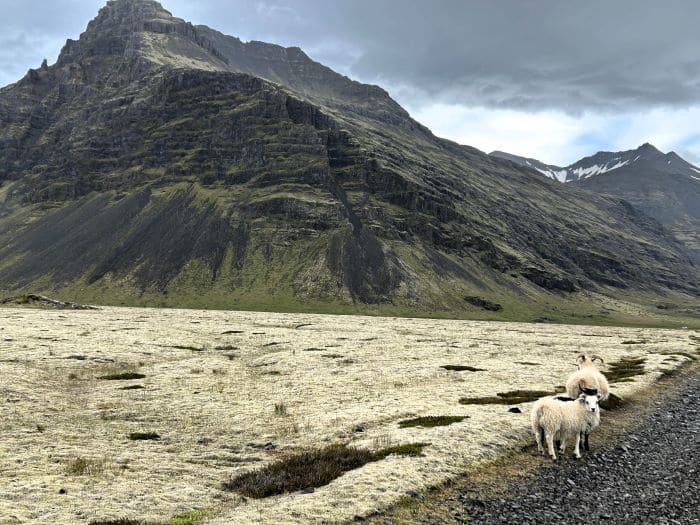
<box><xmin>565</xmin><ymin>142</ymin><xmax>700</xmax><ymax>182</ymax></box>
<box><xmin>490</xmin><ymin>143</ymin><xmax>700</xmax><ymax>261</ymax></box>
<box><xmin>491</xmin><ymin>142</ymin><xmax>700</xmax><ymax>183</ymax></box>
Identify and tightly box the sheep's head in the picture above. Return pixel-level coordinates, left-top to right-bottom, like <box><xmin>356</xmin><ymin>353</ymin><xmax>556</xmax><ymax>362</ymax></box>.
<box><xmin>576</xmin><ymin>353</ymin><xmax>604</xmax><ymax>369</ymax></box>
<box><xmin>578</xmin><ymin>393</ymin><xmax>600</xmax><ymax>413</ymax></box>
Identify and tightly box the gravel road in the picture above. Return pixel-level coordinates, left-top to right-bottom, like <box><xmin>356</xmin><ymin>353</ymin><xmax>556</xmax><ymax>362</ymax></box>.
<box><xmin>375</xmin><ymin>367</ymin><xmax>700</xmax><ymax>525</ymax></box>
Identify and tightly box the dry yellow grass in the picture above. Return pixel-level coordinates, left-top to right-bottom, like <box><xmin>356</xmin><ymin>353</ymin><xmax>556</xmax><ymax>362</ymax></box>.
<box><xmin>0</xmin><ymin>306</ymin><xmax>697</xmax><ymax>524</ymax></box>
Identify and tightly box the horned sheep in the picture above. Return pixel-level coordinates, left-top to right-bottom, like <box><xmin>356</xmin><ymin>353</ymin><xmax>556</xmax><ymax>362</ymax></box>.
<box><xmin>566</xmin><ymin>353</ymin><xmax>609</xmax><ymax>401</ymax></box>
<box><xmin>531</xmin><ymin>393</ymin><xmax>601</xmax><ymax>460</ymax></box>
<box><xmin>565</xmin><ymin>353</ymin><xmax>610</xmax><ymax>451</ymax></box>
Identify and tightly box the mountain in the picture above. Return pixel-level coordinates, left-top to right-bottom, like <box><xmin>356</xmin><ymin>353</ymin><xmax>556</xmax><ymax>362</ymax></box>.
<box><xmin>490</xmin><ymin>144</ymin><xmax>700</xmax><ymax>262</ymax></box>
<box><xmin>490</xmin><ymin>151</ymin><xmax>567</xmax><ymax>182</ymax></box>
<box><xmin>0</xmin><ymin>0</ymin><xmax>697</xmax><ymax>322</ymax></box>
<box><xmin>574</xmin><ymin>144</ymin><xmax>700</xmax><ymax>261</ymax></box>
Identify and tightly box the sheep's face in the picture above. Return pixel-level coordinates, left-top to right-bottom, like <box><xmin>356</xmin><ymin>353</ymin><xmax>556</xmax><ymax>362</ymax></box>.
<box><xmin>578</xmin><ymin>393</ymin><xmax>599</xmax><ymax>413</ymax></box>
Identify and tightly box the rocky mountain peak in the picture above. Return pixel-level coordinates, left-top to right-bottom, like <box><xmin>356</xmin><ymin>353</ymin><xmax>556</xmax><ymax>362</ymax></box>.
<box><xmin>53</xmin><ymin>0</ymin><xmax>227</xmax><ymax>75</ymax></box>
<box><xmin>634</xmin><ymin>142</ymin><xmax>665</xmax><ymax>161</ymax></box>
<box><xmin>89</xmin><ymin>0</ymin><xmax>174</xmax><ymax>27</ymax></box>
<box><xmin>638</xmin><ymin>142</ymin><xmax>661</xmax><ymax>154</ymax></box>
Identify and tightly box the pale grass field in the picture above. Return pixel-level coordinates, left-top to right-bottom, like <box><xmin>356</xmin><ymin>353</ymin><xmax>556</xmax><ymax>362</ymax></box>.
<box><xmin>0</xmin><ymin>306</ymin><xmax>697</xmax><ymax>524</ymax></box>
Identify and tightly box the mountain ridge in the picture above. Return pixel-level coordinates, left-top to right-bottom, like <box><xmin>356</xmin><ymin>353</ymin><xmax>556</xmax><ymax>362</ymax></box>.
<box><xmin>491</xmin><ymin>142</ymin><xmax>700</xmax><ymax>183</ymax></box>
<box><xmin>490</xmin><ymin>143</ymin><xmax>700</xmax><ymax>261</ymax></box>
<box><xmin>0</xmin><ymin>0</ymin><xmax>697</xmax><ymax>323</ymax></box>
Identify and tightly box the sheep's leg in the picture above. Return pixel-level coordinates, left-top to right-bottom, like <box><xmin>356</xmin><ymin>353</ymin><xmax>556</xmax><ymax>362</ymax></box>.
<box><xmin>573</xmin><ymin>433</ymin><xmax>582</xmax><ymax>459</ymax></box>
<box><xmin>545</xmin><ymin>431</ymin><xmax>557</xmax><ymax>460</ymax></box>
<box><xmin>583</xmin><ymin>431</ymin><xmax>590</xmax><ymax>451</ymax></box>
<box><xmin>535</xmin><ymin>426</ymin><xmax>544</xmax><ymax>454</ymax></box>
<box><xmin>559</xmin><ymin>435</ymin><xmax>567</xmax><ymax>453</ymax></box>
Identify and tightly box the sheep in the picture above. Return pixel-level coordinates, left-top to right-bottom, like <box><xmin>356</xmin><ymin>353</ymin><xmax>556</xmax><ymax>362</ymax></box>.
<box><xmin>566</xmin><ymin>353</ymin><xmax>609</xmax><ymax>400</ymax></box>
<box><xmin>565</xmin><ymin>353</ymin><xmax>610</xmax><ymax>451</ymax></box>
<box><xmin>530</xmin><ymin>393</ymin><xmax>600</xmax><ymax>460</ymax></box>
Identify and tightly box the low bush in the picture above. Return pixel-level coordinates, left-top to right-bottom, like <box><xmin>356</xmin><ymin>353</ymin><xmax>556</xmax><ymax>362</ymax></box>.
<box><xmin>460</xmin><ymin>389</ymin><xmax>552</xmax><ymax>405</ymax></box>
<box><xmin>99</xmin><ymin>372</ymin><xmax>146</xmax><ymax>381</ymax></box>
<box><xmin>223</xmin><ymin>442</ymin><xmax>428</xmax><ymax>498</ymax></box>
<box><xmin>607</xmin><ymin>356</ymin><xmax>646</xmax><ymax>383</ymax></box>
<box><xmin>398</xmin><ymin>416</ymin><xmax>467</xmax><ymax>428</ymax></box>
<box><xmin>66</xmin><ymin>457</ymin><xmax>105</xmax><ymax>476</ymax></box>
<box><xmin>128</xmin><ymin>432</ymin><xmax>160</xmax><ymax>441</ymax></box>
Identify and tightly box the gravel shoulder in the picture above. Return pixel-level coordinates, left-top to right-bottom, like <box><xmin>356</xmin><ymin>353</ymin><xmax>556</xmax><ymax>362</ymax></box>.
<box><xmin>368</xmin><ymin>363</ymin><xmax>700</xmax><ymax>525</ymax></box>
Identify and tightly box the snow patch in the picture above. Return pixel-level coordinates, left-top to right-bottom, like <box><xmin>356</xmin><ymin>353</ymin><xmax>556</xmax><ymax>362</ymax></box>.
<box><xmin>690</xmin><ymin>166</ymin><xmax>700</xmax><ymax>174</ymax></box>
<box><xmin>535</xmin><ymin>167</ymin><xmax>568</xmax><ymax>182</ymax></box>
<box><xmin>572</xmin><ymin>159</ymin><xmax>630</xmax><ymax>179</ymax></box>
<box><xmin>690</xmin><ymin>175</ymin><xmax>700</xmax><ymax>182</ymax></box>
<box><xmin>554</xmin><ymin>169</ymin><xmax>568</xmax><ymax>182</ymax></box>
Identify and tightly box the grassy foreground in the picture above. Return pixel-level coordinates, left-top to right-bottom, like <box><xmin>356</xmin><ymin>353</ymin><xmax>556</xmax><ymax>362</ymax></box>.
<box><xmin>0</xmin><ymin>305</ymin><xmax>697</xmax><ymax>523</ymax></box>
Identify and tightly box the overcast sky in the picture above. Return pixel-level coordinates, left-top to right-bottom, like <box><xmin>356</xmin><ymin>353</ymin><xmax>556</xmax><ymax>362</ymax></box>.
<box><xmin>2</xmin><ymin>0</ymin><xmax>700</xmax><ymax>165</ymax></box>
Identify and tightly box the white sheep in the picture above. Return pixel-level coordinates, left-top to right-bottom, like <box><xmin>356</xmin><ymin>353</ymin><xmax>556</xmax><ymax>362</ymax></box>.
<box><xmin>530</xmin><ymin>393</ymin><xmax>600</xmax><ymax>460</ymax></box>
<box><xmin>566</xmin><ymin>353</ymin><xmax>609</xmax><ymax>400</ymax></box>
<box><xmin>565</xmin><ymin>353</ymin><xmax>610</xmax><ymax>451</ymax></box>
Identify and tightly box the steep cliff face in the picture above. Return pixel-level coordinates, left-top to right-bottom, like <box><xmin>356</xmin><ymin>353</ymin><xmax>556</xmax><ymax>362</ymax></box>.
<box><xmin>0</xmin><ymin>0</ymin><xmax>697</xmax><ymax>318</ymax></box>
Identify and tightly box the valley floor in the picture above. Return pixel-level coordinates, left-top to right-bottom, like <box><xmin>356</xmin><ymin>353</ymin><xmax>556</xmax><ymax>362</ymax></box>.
<box><xmin>0</xmin><ymin>306</ymin><xmax>697</xmax><ymax>524</ymax></box>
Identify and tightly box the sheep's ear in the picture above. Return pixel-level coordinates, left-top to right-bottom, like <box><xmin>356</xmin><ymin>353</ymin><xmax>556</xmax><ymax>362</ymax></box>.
<box><xmin>576</xmin><ymin>354</ymin><xmax>586</xmax><ymax>366</ymax></box>
<box><xmin>597</xmin><ymin>393</ymin><xmax>603</xmax><ymax>400</ymax></box>
<box><xmin>591</xmin><ymin>354</ymin><xmax>604</xmax><ymax>365</ymax></box>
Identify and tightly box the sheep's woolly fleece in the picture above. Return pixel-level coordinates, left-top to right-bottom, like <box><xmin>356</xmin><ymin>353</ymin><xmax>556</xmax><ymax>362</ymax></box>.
<box><xmin>530</xmin><ymin>394</ymin><xmax>600</xmax><ymax>459</ymax></box>
<box><xmin>566</xmin><ymin>355</ymin><xmax>610</xmax><ymax>400</ymax></box>
<box><xmin>0</xmin><ymin>306</ymin><xmax>696</xmax><ymax>524</ymax></box>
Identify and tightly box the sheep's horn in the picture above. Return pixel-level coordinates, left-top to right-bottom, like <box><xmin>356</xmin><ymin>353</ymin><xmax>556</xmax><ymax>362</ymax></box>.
<box><xmin>580</xmin><ymin>387</ymin><xmax>598</xmax><ymax>396</ymax></box>
<box><xmin>591</xmin><ymin>354</ymin><xmax>604</xmax><ymax>364</ymax></box>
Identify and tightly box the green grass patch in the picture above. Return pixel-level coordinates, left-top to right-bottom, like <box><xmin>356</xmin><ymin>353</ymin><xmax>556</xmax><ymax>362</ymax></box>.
<box><xmin>99</xmin><ymin>372</ymin><xmax>146</xmax><ymax>381</ymax></box>
<box><xmin>169</xmin><ymin>509</ymin><xmax>214</xmax><ymax>525</ymax></box>
<box><xmin>459</xmin><ymin>389</ymin><xmax>552</xmax><ymax>405</ymax></box>
<box><xmin>398</xmin><ymin>416</ymin><xmax>467</xmax><ymax>428</ymax></box>
<box><xmin>222</xmin><ymin>443</ymin><xmax>428</xmax><ymax>498</ymax></box>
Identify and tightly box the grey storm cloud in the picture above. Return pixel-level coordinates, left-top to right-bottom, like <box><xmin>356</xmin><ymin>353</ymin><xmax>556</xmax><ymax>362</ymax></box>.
<box><xmin>2</xmin><ymin>0</ymin><xmax>700</xmax><ymax>114</ymax></box>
